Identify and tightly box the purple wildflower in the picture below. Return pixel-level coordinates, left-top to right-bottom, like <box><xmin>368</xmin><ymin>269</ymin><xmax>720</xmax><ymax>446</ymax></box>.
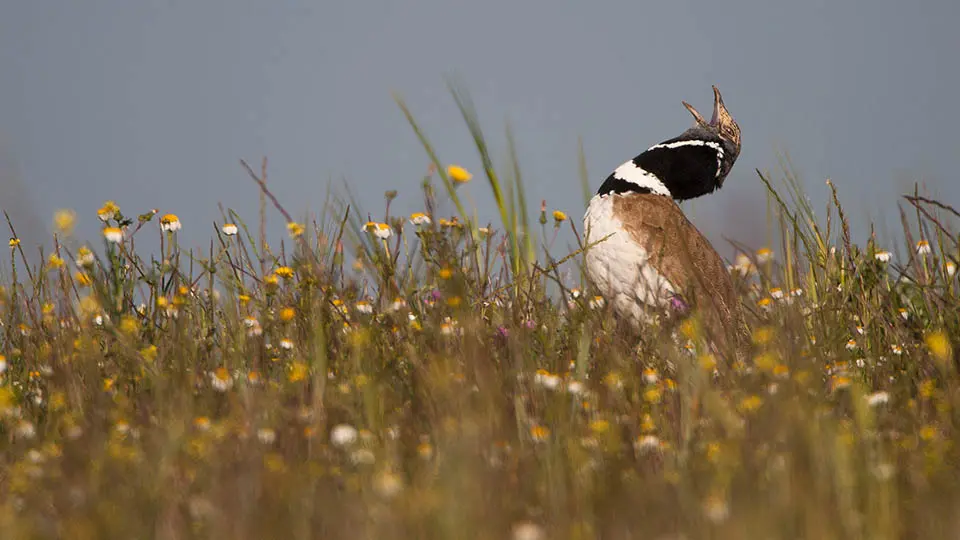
<box><xmin>669</xmin><ymin>294</ymin><xmax>689</xmax><ymax>313</ymax></box>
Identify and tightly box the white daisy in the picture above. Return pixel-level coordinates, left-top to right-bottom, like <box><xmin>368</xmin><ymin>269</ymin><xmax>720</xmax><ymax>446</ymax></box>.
<box><xmin>257</xmin><ymin>428</ymin><xmax>277</xmax><ymax>445</ymax></box>
<box><xmin>634</xmin><ymin>435</ymin><xmax>661</xmax><ymax>454</ymax></box>
<box><xmin>330</xmin><ymin>424</ymin><xmax>358</xmax><ymax>447</ymax></box>
<box><xmin>209</xmin><ymin>368</ymin><xmax>233</xmax><ymax>392</ymax></box>
<box><xmin>533</xmin><ymin>370</ymin><xmax>561</xmax><ymax>390</ymax></box>
<box><xmin>160</xmin><ymin>214</ymin><xmax>181</xmax><ymax>232</ymax></box>
<box><xmin>866</xmin><ymin>391</ymin><xmax>890</xmax><ymax>406</ymax></box>
<box><xmin>409</xmin><ymin>212</ymin><xmax>431</xmax><ymax>226</ymax></box>
<box><xmin>512</xmin><ymin>522</ymin><xmax>545</xmax><ymax>540</ymax></box>
<box><xmin>103</xmin><ymin>227</ymin><xmax>123</xmax><ymax>244</ymax></box>
<box><xmin>363</xmin><ymin>222</ymin><xmax>392</xmax><ymax>240</ymax></box>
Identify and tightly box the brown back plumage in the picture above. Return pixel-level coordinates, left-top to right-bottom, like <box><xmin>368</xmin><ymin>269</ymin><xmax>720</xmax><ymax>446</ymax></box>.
<box><xmin>613</xmin><ymin>193</ymin><xmax>748</xmax><ymax>356</ymax></box>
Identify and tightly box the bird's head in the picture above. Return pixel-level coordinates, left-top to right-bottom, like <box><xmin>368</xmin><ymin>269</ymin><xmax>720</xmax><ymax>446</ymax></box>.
<box><xmin>682</xmin><ymin>85</ymin><xmax>741</xmax><ymax>168</ymax></box>
<box><xmin>597</xmin><ymin>86</ymin><xmax>742</xmax><ymax>201</ymax></box>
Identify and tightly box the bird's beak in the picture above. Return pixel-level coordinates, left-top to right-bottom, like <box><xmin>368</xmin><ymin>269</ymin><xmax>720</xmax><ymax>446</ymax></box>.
<box><xmin>710</xmin><ymin>85</ymin><xmax>732</xmax><ymax>128</ymax></box>
<box><xmin>682</xmin><ymin>99</ymin><xmax>708</xmax><ymax>127</ymax></box>
<box><xmin>682</xmin><ymin>86</ymin><xmax>732</xmax><ymax>129</ymax></box>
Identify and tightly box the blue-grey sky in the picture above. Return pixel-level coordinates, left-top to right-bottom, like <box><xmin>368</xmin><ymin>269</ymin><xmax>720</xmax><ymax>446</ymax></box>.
<box><xmin>1</xmin><ymin>0</ymin><xmax>957</xmax><ymax>257</ymax></box>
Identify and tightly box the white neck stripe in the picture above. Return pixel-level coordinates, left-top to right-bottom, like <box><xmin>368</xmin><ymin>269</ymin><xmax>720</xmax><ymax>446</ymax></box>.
<box><xmin>611</xmin><ymin>161</ymin><xmax>672</xmax><ymax>197</ymax></box>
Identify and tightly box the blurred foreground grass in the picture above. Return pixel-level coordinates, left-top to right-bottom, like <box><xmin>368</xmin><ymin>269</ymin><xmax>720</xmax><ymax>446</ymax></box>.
<box><xmin>2</xmin><ymin>90</ymin><xmax>960</xmax><ymax>539</ymax></box>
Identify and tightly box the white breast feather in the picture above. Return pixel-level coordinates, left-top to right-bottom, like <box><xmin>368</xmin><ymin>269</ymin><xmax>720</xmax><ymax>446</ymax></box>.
<box><xmin>583</xmin><ymin>194</ymin><xmax>675</xmax><ymax>326</ymax></box>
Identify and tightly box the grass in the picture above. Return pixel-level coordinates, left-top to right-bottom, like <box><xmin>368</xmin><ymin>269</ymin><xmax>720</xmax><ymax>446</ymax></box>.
<box><xmin>2</xmin><ymin>87</ymin><xmax>960</xmax><ymax>539</ymax></box>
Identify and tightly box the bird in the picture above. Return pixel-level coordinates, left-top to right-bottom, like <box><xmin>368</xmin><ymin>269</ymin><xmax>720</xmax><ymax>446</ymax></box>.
<box><xmin>583</xmin><ymin>86</ymin><xmax>747</xmax><ymax>353</ymax></box>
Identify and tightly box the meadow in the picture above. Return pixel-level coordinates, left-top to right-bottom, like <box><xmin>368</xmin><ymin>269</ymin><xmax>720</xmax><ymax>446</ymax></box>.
<box><xmin>2</xmin><ymin>89</ymin><xmax>960</xmax><ymax>539</ymax></box>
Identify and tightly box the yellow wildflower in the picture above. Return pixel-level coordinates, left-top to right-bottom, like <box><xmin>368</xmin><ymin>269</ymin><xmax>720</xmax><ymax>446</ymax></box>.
<box><xmin>279</xmin><ymin>307</ymin><xmax>296</xmax><ymax>322</ymax></box>
<box><xmin>447</xmin><ymin>165</ymin><xmax>472</xmax><ymax>184</ymax></box>
<box><xmin>603</xmin><ymin>371</ymin><xmax>622</xmax><ymax>389</ymax></box>
<box><xmin>287</xmin><ymin>222</ymin><xmax>305</xmax><ymax>238</ymax></box>
<box><xmin>925</xmin><ymin>330</ymin><xmax>952</xmax><ymax>363</ymax></box>
<box><xmin>754</xmin><ymin>352</ymin><xmax>777</xmax><ymax>373</ymax></box>
<box><xmin>264</xmin><ymin>453</ymin><xmax>287</xmax><ymax>473</ymax></box>
<box><xmin>119</xmin><ymin>316</ymin><xmax>139</xmax><ymax>336</ymax></box>
<box><xmin>706</xmin><ymin>442</ymin><xmax>722</xmax><ymax>463</ymax></box>
<box><xmin>830</xmin><ymin>375</ymin><xmax>852</xmax><ymax>391</ymax></box>
<box><xmin>589</xmin><ymin>419</ymin><xmax>611</xmax><ymax>434</ymax></box>
<box><xmin>53</xmin><ymin>209</ymin><xmax>76</xmax><ymax>234</ymax></box>
<box><xmin>74</xmin><ymin>272</ymin><xmax>93</xmax><ymax>287</ymax></box>
<box><xmin>552</xmin><ymin>210</ymin><xmax>568</xmax><ymax>224</ymax></box>
<box><xmin>530</xmin><ymin>424</ymin><xmax>550</xmax><ymax>442</ymax></box>
<box><xmin>49</xmin><ymin>392</ymin><xmax>66</xmax><ymax>411</ymax></box>
<box><xmin>919</xmin><ymin>425</ymin><xmax>938</xmax><ymax>441</ymax></box>
<box><xmin>699</xmin><ymin>353</ymin><xmax>717</xmax><ymax>372</ymax></box>
<box><xmin>0</xmin><ymin>387</ymin><xmax>13</xmax><ymax>414</ymax></box>
<box><xmin>752</xmin><ymin>326</ymin><xmax>775</xmax><ymax>346</ymax></box>
<box><xmin>680</xmin><ymin>318</ymin><xmax>699</xmax><ymax>339</ymax></box>
<box><xmin>274</xmin><ymin>266</ymin><xmax>294</xmax><ymax>279</ymax></box>
<box><xmin>97</xmin><ymin>200</ymin><xmax>120</xmax><ymax>222</ymax></box>
<box><xmin>8</xmin><ymin>237</ymin><xmax>19</xmax><ymax>248</ymax></box>
<box><xmin>417</xmin><ymin>442</ymin><xmax>434</xmax><ymax>459</ymax></box>
<box><xmin>47</xmin><ymin>254</ymin><xmax>65</xmax><ymax>269</ymax></box>
<box><xmin>738</xmin><ymin>395</ymin><xmax>763</xmax><ymax>413</ymax></box>
<box><xmin>288</xmin><ymin>362</ymin><xmax>308</xmax><ymax>383</ymax></box>
<box><xmin>643</xmin><ymin>387</ymin><xmax>662</xmax><ymax>404</ymax></box>
<box><xmin>79</xmin><ymin>295</ymin><xmax>99</xmax><ymax>315</ymax></box>
<box><xmin>140</xmin><ymin>345</ymin><xmax>158</xmax><ymax>362</ymax></box>
<box><xmin>263</xmin><ymin>274</ymin><xmax>279</xmax><ymax>289</ymax></box>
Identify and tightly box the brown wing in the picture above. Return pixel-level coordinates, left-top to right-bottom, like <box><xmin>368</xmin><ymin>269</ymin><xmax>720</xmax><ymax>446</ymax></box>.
<box><xmin>613</xmin><ymin>193</ymin><xmax>748</xmax><ymax>354</ymax></box>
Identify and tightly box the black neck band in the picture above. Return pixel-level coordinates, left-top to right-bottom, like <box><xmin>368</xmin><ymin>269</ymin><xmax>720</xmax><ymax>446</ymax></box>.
<box><xmin>597</xmin><ymin>175</ymin><xmax>655</xmax><ymax>197</ymax></box>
